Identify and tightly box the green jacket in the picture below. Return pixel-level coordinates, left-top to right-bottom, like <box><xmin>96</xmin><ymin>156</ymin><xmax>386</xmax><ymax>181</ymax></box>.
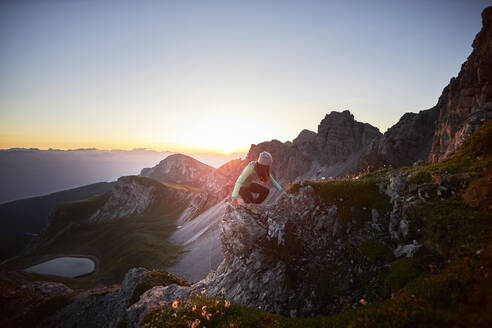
<box><xmin>231</xmin><ymin>161</ymin><xmax>283</xmax><ymax>199</ymax></box>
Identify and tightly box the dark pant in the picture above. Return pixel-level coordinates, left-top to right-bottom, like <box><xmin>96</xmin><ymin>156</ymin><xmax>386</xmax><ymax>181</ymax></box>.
<box><xmin>239</xmin><ymin>182</ymin><xmax>269</xmax><ymax>204</ymax></box>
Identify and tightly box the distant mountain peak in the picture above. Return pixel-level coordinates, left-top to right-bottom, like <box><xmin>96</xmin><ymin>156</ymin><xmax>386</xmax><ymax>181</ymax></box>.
<box><xmin>157</xmin><ymin>153</ymin><xmax>212</xmax><ymax>167</ymax></box>
<box><xmin>140</xmin><ymin>153</ymin><xmax>217</xmax><ymax>191</ymax></box>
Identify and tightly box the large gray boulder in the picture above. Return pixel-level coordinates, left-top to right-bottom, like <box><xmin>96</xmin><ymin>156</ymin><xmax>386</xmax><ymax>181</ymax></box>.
<box><xmin>50</xmin><ymin>268</ymin><xmax>148</xmax><ymax>327</ymax></box>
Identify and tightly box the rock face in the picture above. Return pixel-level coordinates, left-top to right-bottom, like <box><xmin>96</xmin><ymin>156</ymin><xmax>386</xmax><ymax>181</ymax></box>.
<box><xmin>191</xmin><ymin>164</ymin><xmax>475</xmax><ymax>317</ymax></box>
<box><xmin>314</xmin><ymin>111</ymin><xmax>382</xmax><ymax>165</ymax></box>
<box><xmin>88</xmin><ymin>176</ymin><xmax>209</xmax><ymax>224</ymax></box>
<box><xmin>195</xmin><ymin>181</ymin><xmax>395</xmax><ymax>317</ymax></box>
<box><xmin>126</xmin><ymin>284</ymin><xmax>193</xmax><ymax>328</ymax></box>
<box><xmin>358</xmin><ymin>107</ymin><xmax>439</xmax><ymax>171</ymax></box>
<box><xmin>49</xmin><ymin>268</ymin><xmax>148</xmax><ymax>327</ymax></box>
<box><xmin>430</xmin><ymin>7</ymin><xmax>492</xmax><ymax>162</ymax></box>
<box><xmin>27</xmin><ymin>281</ymin><xmax>74</xmax><ymax>297</ymax></box>
<box><xmin>243</xmin><ymin>110</ymin><xmax>381</xmax><ymax>186</ymax></box>
<box><xmin>0</xmin><ymin>270</ymin><xmax>77</xmax><ymax>327</ymax></box>
<box><xmin>352</xmin><ymin>7</ymin><xmax>492</xmax><ymax>170</ymax></box>
<box><xmin>41</xmin><ymin>268</ymin><xmax>195</xmax><ymax>328</ymax></box>
<box><xmin>88</xmin><ymin>176</ymin><xmax>160</xmax><ymax>223</ymax></box>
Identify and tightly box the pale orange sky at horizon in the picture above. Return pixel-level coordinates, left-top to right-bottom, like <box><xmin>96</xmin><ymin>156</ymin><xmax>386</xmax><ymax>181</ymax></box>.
<box><xmin>0</xmin><ymin>111</ymin><xmax>305</xmax><ymax>154</ymax></box>
<box><xmin>1</xmin><ymin>1</ymin><xmax>488</xmax><ymax>155</ymax></box>
<box><xmin>0</xmin><ymin>130</ymin><xmax>252</xmax><ymax>155</ymax></box>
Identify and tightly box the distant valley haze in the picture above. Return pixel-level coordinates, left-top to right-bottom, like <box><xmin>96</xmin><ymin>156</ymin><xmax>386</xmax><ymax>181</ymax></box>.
<box><xmin>0</xmin><ymin>148</ymin><xmax>245</xmax><ymax>204</ymax></box>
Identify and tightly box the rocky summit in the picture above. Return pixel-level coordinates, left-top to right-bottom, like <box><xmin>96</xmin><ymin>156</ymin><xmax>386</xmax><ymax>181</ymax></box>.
<box><xmin>243</xmin><ymin>110</ymin><xmax>382</xmax><ymax>187</ymax></box>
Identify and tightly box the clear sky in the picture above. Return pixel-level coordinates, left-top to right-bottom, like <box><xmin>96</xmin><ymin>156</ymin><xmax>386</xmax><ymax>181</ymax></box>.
<box><xmin>0</xmin><ymin>0</ymin><xmax>490</xmax><ymax>154</ymax></box>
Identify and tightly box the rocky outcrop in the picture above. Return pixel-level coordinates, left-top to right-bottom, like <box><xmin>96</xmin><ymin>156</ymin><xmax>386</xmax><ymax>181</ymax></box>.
<box><xmin>88</xmin><ymin>176</ymin><xmax>160</xmax><ymax>223</ymax></box>
<box><xmin>126</xmin><ymin>284</ymin><xmax>193</xmax><ymax>327</ymax></box>
<box><xmin>38</xmin><ymin>268</ymin><xmax>195</xmax><ymax>328</ymax></box>
<box><xmin>314</xmin><ymin>111</ymin><xmax>382</xmax><ymax>165</ymax></box>
<box><xmin>194</xmin><ymin>182</ymin><xmax>395</xmax><ymax>317</ymax></box>
<box><xmin>88</xmin><ymin>176</ymin><xmax>208</xmax><ymax>223</ymax></box>
<box><xmin>351</xmin><ymin>7</ymin><xmax>492</xmax><ymax>170</ymax></box>
<box><xmin>176</xmin><ymin>191</ymin><xmax>209</xmax><ymax>224</ymax></box>
<box><xmin>27</xmin><ymin>281</ymin><xmax>74</xmax><ymax>297</ymax></box>
<box><xmin>242</xmin><ymin>110</ymin><xmax>381</xmax><ymax>186</ymax></box>
<box><xmin>430</xmin><ymin>7</ymin><xmax>492</xmax><ymax>162</ymax></box>
<box><xmin>190</xmin><ymin>165</ymin><xmax>472</xmax><ymax>317</ymax></box>
<box><xmin>0</xmin><ymin>270</ymin><xmax>76</xmax><ymax>327</ymax></box>
<box><xmin>358</xmin><ymin>107</ymin><xmax>439</xmax><ymax>171</ymax></box>
<box><xmin>49</xmin><ymin>267</ymin><xmax>148</xmax><ymax>327</ymax></box>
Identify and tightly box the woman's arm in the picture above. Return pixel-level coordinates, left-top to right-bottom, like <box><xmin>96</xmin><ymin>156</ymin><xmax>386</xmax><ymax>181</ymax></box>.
<box><xmin>269</xmin><ymin>173</ymin><xmax>283</xmax><ymax>192</ymax></box>
<box><xmin>231</xmin><ymin>163</ymin><xmax>253</xmax><ymax>199</ymax></box>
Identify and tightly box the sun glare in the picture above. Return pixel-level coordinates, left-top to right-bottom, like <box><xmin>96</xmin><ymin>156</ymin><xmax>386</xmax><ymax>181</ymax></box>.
<box><xmin>222</xmin><ymin>147</ymin><xmax>234</xmax><ymax>155</ymax></box>
<box><xmin>172</xmin><ymin>115</ymin><xmax>259</xmax><ymax>154</ymax></box>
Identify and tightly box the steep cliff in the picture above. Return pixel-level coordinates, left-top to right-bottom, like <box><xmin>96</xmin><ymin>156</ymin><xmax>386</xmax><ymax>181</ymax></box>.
<box><xmin>359</xmin><ymin>6</ymin><xmax>492</xmax><ymax>171</ymax></box>
<box><xmin>430</xmin><ymin>6</ymin><xmax>492</xmax><ymax>162</ymax></box>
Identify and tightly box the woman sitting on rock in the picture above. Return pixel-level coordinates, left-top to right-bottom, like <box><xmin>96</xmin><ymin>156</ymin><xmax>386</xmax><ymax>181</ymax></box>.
<box><xmin>231</xmin><ymin>151</ymin><xmax>283</xmax><ymax>207</ymax></box>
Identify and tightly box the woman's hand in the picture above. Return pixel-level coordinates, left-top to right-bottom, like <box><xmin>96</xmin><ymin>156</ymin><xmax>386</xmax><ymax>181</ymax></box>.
<box><xmin>231</xmin><ymin>199</ymin><xmax>238</xmax><ymax>208</ymax></box>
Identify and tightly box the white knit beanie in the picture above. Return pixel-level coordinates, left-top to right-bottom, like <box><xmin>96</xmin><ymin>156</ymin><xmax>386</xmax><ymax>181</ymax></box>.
<box><xmin>258</xmin><ymin>151</ymin><xmax>273</xmax><ymax>166</ymax></box>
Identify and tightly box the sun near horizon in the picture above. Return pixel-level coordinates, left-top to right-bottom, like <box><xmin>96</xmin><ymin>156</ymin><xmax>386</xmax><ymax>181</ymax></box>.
<box><xmin>0</xmin><ymin>113</ymin><xmax>263</xmax><ymax>155</ymax></box>
<box><xmin>1</xmin><ymin>0</ymin><xmax>489</xmax><ymax>156</ymax></box>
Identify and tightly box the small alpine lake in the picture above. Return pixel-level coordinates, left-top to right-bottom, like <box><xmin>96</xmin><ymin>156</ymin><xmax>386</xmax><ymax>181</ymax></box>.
<box><xmin>24</xmin><ymin>256</ymin><xmax>96</xmax><ymax>278</ymax></box>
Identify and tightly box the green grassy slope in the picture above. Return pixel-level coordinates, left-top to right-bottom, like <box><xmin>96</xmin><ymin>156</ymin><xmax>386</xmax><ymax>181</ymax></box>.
<box><xmin>3</xmin><ymin>176</ymin><xmax>193</xmax><ymax>287</ymax></box>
